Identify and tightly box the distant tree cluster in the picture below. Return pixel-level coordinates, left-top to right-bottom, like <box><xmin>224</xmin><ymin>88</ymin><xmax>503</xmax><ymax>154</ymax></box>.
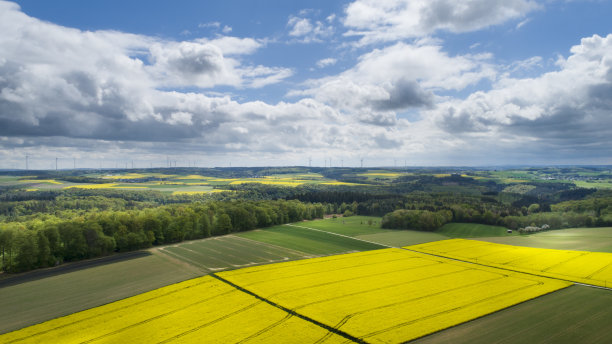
<box><xmin>381</xmin><ymin>209</ymin><xmax>453</xmax><ymax>231</ymax></box>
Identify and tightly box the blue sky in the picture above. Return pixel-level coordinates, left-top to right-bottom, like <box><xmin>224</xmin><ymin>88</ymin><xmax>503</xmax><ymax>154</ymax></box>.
<box><xmin>1</xmin><ymin>0</ymin><xmax>612</xmax><ymax>169</ymax></box>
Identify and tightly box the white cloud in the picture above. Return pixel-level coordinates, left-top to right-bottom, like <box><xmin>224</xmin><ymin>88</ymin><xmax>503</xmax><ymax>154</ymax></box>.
<box><xmin>288</xmin><ymin>17</ymin><xmax>313</xmax><ymax>37</ymax></box>
<box><xmin>196</xmin><ymin>36</ymin><xmax>262</xmax><ymax>55</ymax></box>
<box><xmin>1</xmin><ymin>1</ymin><xmax>611</xmax><ymax>167</ymax></box>
<box><xmin>427</xmin><ymin>34</ymin><xmax>612</xmax><ymax>159</ymax></box>
<box><xmin>316</xmin><ymin>58</ymin><xmax>337</xmax><ymax>68</ymax></box>
<box><xmin>293</xmin><ymin>41</ymin><xmax>496</xmax><ymax>118</ymax></box>
<box><xmin>343</xmin><ymin>0</ymin><xmax>541</xmax><ymax>45</ymax></box>
<box><xmin>515</xmin><ymin>18</ymin><xmax>532</xmax><ymax>29</ymax></box>
<box><xmin>287</xmin><ymin>14</ymin><xmax>334</xmax><ymax>43</ymax></box>
<box><xmin>167</xmin><ymin>111</ymin><xmax>193</xmax><ymax>125</ymax></box>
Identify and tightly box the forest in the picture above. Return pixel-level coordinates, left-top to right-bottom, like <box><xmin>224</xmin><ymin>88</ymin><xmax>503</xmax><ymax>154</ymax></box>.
<box><xmin>1</xmin><ymin>166</ymin><xmax>612</xmax><ymax>273</ymax></box>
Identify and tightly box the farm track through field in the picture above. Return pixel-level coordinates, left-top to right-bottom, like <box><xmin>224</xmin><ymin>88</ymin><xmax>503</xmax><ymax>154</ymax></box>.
<box><xmin>285</xmin><ymin>224</ymin><xmax>393</xmax><ymax>248</ymax></box>
<box><xmin>209</xmin><ymin>274</ymin><xmax>365</xmax><ymax>344</ymax></box>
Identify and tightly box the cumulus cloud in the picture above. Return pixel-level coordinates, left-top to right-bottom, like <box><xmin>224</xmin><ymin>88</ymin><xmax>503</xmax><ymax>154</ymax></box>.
<box><xmin>0</xmin><ymin>1</ymin><xmax>422</xmax><ymax>167</ymax></box>
<box><xmin>428</xmin><ymin>34</ymin><xmax>612</xmax><ymax>158</ymax></box>
<box><xmin>287</xmin><ymin>13</ymin><xmax>334</xmax><ymax>43</ymax></box>
<box><xmin>291</xmin><ymin>41</ymin><xmax>493</xmax><ymax>122</ymax></box>
<box><xmin>1</xmin><ymin>0</ymin><xmax>611</xmax><ymax>167</ymax></box>
<box><xmin>343</xmin><ymin>0</ymin><xmax>540</xmax><ymax>45</ymax></box>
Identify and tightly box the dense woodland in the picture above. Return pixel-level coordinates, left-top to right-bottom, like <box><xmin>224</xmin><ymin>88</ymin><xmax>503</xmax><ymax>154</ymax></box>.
<box><xmin>1</xmin><ymin>168</ymin><xmax>612</xmax><ymax>273</ymax></box>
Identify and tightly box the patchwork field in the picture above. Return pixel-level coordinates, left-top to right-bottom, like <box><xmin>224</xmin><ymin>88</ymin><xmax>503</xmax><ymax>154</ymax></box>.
<box><xmin>1</xmin><ymin>248</ymin><xmax>570</xmax><ymax>344</ymax></box>
<box><xmin>409</xmin><ymin>239</ymin><xmax>612</xmax><ymax>288</ymax></box>
<box><xmin>0</xmin><ymin>276</ymin><xmax>347</xmax><ymax>344</ymax></box>
<box><xmin>0</xmin><ymin>226</ymin><xmax>387</xmax><ymax>334</ymax></box>
<box><xmin>8</xmin><ymin>171</ymin><xmax>372</xmax><ymax>193</ymax></box>
<box><xmin>219</xmin><ymin>248</ymin><xmax>570</xmax><ymax>343</ymax></box>
<box><xmin>3</xmin><ymin>218</ymin><xmax>612</xmax><ymax>342</ymax></box>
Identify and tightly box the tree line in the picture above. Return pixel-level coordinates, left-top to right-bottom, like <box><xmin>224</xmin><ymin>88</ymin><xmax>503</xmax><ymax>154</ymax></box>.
<box><xmin>0</xmin><ymin>199</ymin><xmax>325</xmax><ymax>273</ymax></box>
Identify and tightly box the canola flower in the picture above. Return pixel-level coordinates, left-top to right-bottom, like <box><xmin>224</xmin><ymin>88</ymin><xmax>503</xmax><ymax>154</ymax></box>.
<box><xmin>1</xmin><ymin>244</ymin><xmax>572</xmax><ymax>344</ymax></box>
<box><xmin>0</xmin><ymin>276</ymin><xmax>345</xmax><ymax>344</ymax></box>
<box><xmin>219</xmin><ymin>248</ymin><xmax>570</xmax><ymax>343</ymax></box>
<box><xmin>408</xmin><ymin>239</ymin><xmax>612</xmax><ymax>288</ymax></box>
<box><xmin>19</xmin><ymin>179</ymin><xmax>62</xmax><ymax>184</ymax></box>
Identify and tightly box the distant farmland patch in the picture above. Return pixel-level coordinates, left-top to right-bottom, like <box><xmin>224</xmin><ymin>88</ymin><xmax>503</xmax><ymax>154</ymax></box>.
<box><xmin>436</xmin><ymin>223</ymin><xmax>517</xmax><ymax>238</ymax></box>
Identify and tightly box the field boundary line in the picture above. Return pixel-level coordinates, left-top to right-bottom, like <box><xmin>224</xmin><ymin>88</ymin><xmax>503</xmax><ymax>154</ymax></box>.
<box><xmin>403</xmin><ymin>247</ymin><xmax>612</xmax><ymax>291</ymax></box>
<box><xmin>285</xmin><ymin>224</ymin><xmax>392</xmax><ymax>248</ymax></box>
<box><xmin>210</xmin><ymin>273</ymin><xmax>365</xmax><ymax>344</ymax></box>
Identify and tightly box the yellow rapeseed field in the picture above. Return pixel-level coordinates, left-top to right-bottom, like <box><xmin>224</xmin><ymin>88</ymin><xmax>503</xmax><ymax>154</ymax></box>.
<box><xmin>408</xmin><ymin>239</ymin><xmax>612</xmax><ymax>288</ymax></box>
<box><xmin>103</xmin><ymin>173</ymin><xmax>148</xmax><ymax>179</ymax></box>
<box><xmin>64</xmin><ymin>183</ymin><xmax>118</xmax><ymax>189</ymax></box>
<box><xmin>19</xmin><ymin>179</ymin><xmax>62</xmax><ymax>184</ymax></box>
<box><xmin>174</xmin><ymin>175</ymin><xmax>213</xmax><ymax>180</ymax></box>
<box><xmin>0</xmin><ymin>276</ymin><xmax>345</xmax><ymax>344</ymax></box>
<box><xmin>219</xmin><ymin>248</ymin><xmax>570</xmax><ymax>343</ymax></box>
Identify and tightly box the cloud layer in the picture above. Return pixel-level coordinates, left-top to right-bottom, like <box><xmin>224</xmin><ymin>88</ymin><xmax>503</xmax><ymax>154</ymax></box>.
<box><xmin>1</xmin><ymin>0</ymin><xmax>611</xmax><ymax>167</ymax></box>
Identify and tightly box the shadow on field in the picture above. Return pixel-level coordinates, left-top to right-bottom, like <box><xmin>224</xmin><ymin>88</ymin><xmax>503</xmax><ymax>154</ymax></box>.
<box><xmin>0</xmin><ymin>251</ymin><xmax>152</xmax><ymax>289</ymax></box>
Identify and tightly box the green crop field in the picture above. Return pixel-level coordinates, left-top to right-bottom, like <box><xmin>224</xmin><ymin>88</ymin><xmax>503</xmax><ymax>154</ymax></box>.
<box><xmin>293</xmin><ymin>216</ymin><xmax>448</xmax><ymax>247</ymax></box>
<box><xmin>574</xmin><ymin>180</ymin><xmax>612</xmax><ymax>189</ymax></box>
<box><xmin>237</xmin><ymin>224</ymin><xmax>386</xmax><ymax>255</ymax></box>
<box><xmin>157</xmin><ymin>235</ymin><xmax>312</xmax><ymax>271</ymax></box>
<box><xmin>436</xmin><ymin>223</ymin><xmax>517</xmax><ymax>238</ymax></box>
<box><xmin>414</xmin><ymin>285</ymin><xmax>612</xmax><ymax>344</ymax></box>
<box><xmin>297</xmin><ymin>216</ymin><xmax>384</xmax><ymax>236</ymax></box>
<box><xmin>478</xmin><ymin>227</ymin><xmax>612</xmax><ymax>252</ymax></box>
<box><xmin>355</xmin><ymin>230</ymin><xmax>448</xmax><ymax>247</ymax></box>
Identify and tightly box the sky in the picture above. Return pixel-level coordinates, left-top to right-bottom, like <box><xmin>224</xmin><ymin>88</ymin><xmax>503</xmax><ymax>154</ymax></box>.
<box><xmin>1</xmin><ymin>0</ymin><xmax>612</xmax><ymax>169</ymax></box>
